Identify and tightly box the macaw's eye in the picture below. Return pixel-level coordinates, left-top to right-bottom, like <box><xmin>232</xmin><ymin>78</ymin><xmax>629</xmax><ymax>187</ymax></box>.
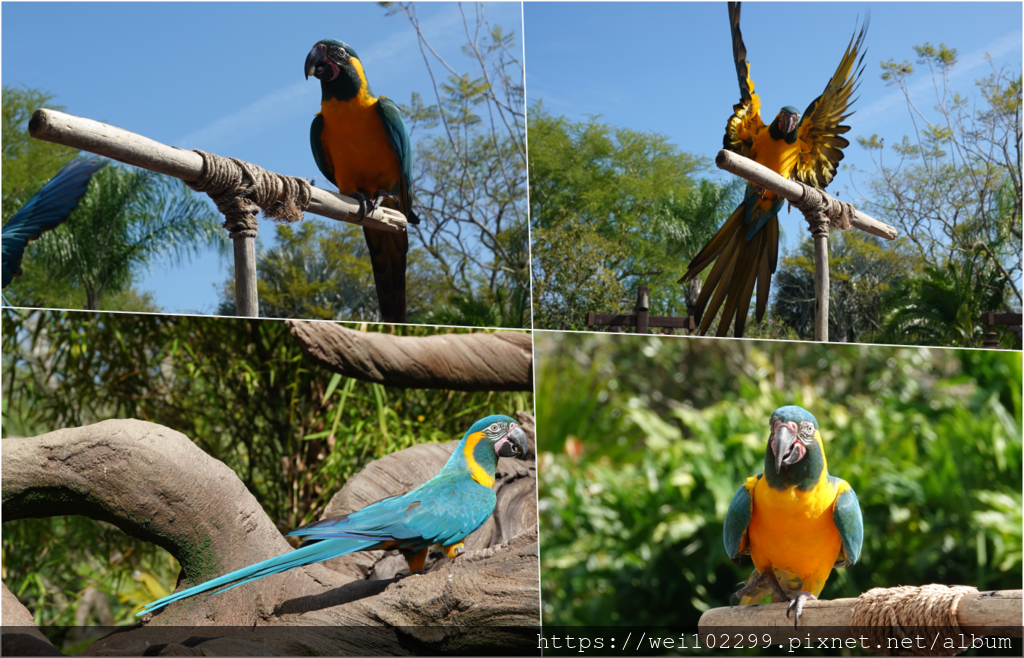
<box><xmin>489</xmin><ymin>423</ymin><xmax>499</xmax><ymax>433</ymax></box>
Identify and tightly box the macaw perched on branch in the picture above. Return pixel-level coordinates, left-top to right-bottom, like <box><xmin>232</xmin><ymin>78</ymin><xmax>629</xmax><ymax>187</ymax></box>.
<box><xmin>2</xmin><ymin>155</ymin><xmax>107</xmax><ymax>291</ymax></box>
<box><xmin>724</xmin><ymin>406</ymin><xmax>863</xmax><ymax>627</ymax></box>
<box><xmin>305</xmin><ymin>38</ymin><xmax>421</xmax><ymax>324</ymax></box>
<box><xmin>137</xmin><ymin>414</ymin><xmax>528</xmax><ymax>616</ymax></box>
<box><xmin>680</xmin><ymin>2</ymin><xmax>868</xmax><ymax>337</ymax></box>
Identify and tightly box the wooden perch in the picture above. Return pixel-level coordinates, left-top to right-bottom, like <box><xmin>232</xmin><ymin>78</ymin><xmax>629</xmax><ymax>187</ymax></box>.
<box><xmin>29</xmin><ymin>109</ymin><xmax>407</xmax><ymax>234</ymax></box>
<box><xmin>29</xmin><ymin>108</ymin><xmax>408</xmax><ymax>317</ymax></box>
<box><xmin>716</xmin><ymin>150</ymin><xmax>897</xmax><ymax>240</ymax></box>
<box><xmin>700</xmin><ymin>589</ymin><xmax>1021</xmax><ymax>654</ymax></box>
<box><xmin>716</xmin><ymin>149</ymin><xmax>899</xmax><ymax>342</ymax></box>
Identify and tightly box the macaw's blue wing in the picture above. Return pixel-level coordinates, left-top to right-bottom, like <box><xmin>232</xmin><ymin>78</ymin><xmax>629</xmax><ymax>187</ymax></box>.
<box><xmin>289</xmin><ymin>472</ymin><xmax>496</xmax><ymax>550</ymax></box>
<box><xmin>830</xmin><ymin>477</ymin><xmax>863</xmax><ymax>567</ymax></box>
<box><xmin>137</xmin><ymin>473</ymin><xmax>496</xmax><ymax>617</ymax></box>
<box><xmin>374</xmin><ymin>97</ymin><xmax>417</xmax><ymax>224</ymax></box>
<box><xmin>2</xmin><ymin>156</ymin><xmax>106</xmax><ymax>288</ymax></box>
<box><xmin>724</xmin><ymin>475</ymin><xmax>758</xmax><ymax>562</ymax></box>
<box><xmin>309</xmin><ymin>113</ymin><xmax>335</xmax><ymax>188</ymax></box>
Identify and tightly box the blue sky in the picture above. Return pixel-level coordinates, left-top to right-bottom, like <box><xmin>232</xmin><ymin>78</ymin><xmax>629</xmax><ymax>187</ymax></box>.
<box><xmin>2</xmin><ymin>1</ymin><xmax>524</xmax><ymax>315</ymax></box>
<box><xmin>524</xmin><ymin>1</ymin><xmax>1022</xmax><ymax>253</ymax></box>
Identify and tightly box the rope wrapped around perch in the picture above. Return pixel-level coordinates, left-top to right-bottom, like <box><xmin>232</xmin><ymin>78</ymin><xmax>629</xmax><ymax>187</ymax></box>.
<box><xmin>851</xmin><ymin>584</ymin><xmax>979</xmax><ymax>657</ymax></box>
<box><xmin>793</xmin><ymin>181</ymin><xmax>856</xmax><ymax>238</ymax></box>
<box><xmin>186</xmin><ymin>150</ymin><xmax>311</xmax><ymax>239</ymax></box>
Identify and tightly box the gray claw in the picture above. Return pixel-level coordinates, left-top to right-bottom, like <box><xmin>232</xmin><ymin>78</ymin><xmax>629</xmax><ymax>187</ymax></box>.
<box><xmin>786</xmin><ymin>592</ymin><xmax>816</xmax><ymax>627</ymax></box>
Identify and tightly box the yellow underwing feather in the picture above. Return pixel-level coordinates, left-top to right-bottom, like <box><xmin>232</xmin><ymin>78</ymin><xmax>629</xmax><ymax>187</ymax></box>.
<box><xmin>794</xmin><ymin>19</ymin><xmax>869</xmax><ymax>189</ymax></box>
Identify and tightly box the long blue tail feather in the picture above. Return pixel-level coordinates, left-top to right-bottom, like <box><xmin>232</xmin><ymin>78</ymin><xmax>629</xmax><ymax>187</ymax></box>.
<box><xmin>136</xmin><ymin>537</ymin><xmax>377</xmax><ymax>616</ymax></box>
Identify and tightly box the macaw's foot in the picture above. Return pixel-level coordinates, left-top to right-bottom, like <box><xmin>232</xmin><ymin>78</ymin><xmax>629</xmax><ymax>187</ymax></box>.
<box><xmin>350</xmin><ymin>190</ymin><xmax>399</xmax><ymax>221</ymax></box>
<box><xmin>444</xmin><ymin>542</ymin><xmax>466</xmax><ymax>560</ymax></box>
<box><xmin>371</xmin><ymin>189</ymin><xmax>398</xmax><ymax>211</ymax></box>
<box><xmin>786</xmin><ymin>591</ymin><xmax>817</xmax><ymax>627</ymax></box>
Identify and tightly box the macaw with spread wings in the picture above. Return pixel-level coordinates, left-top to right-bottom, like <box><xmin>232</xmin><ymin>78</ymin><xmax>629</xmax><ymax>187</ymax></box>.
<box><xmin>680</xmin><ymin>2</ymin><xmax>868</xmax><ymax>337</ymax></box>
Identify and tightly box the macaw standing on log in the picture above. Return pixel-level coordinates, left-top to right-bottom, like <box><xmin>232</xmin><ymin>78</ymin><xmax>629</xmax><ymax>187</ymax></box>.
<box><xmin>724</xmin><ymin>406</ymin><xmax>863</xmax><ymax>626</ymax></box>
<box><xmin>2</xmin><ymin>155</ymin><xmax>107</xmax><ymax>292</ymax></box>
<box><xmin>305</xmin><ymin>38</ymin><xmax>421</xmax><ymax>323</ymax></box>
<box><xmin>680</xmin><ymin>2</ymin><xmax>868</xmax><ymax>337</ymax></box>
<box><xmin>137</xmin><ymin>414</ymin><xmax>528</xmax><ymax>616</ymax></box>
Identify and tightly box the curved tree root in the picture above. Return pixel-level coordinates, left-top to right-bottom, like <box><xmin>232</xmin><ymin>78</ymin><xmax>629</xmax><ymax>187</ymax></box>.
<box><xmin>286</xmin><ymin>321</ymin><xmax>533</xmax><ymax>392</ymax></box>
<box><xmin>2</xmin><ymin>419</ymin><xmax>355</xmax><ymax>628</ymax></box>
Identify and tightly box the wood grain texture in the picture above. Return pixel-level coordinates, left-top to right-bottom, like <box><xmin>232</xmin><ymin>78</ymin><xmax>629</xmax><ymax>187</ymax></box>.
<box><xmin>29</xmin><ymin>108</ymin><xmax>406</xmax><ymax>233</ymax></box>
<box><xmin>814</xmin><ymin>234</ymin><xmax>830</xmax><ymax>342</ymax></box>
<box><xmin>5</xmin><ymin>417</ymin><xmax>540</xmax><ymax>655</ymax></box>
<box><xmin>700</xmin><ymin>590</ymin><xmax>1022</xmax><ymax>649</ymax></box>
<box><xmin>287</xmin><ymin>321</ymin><xmax>533</xmax><ymax>392</ymax></box>
<box><xmin>716</xmin><ymin>149</ymin><xmax>898</xmax><ymax>240</ymax></box>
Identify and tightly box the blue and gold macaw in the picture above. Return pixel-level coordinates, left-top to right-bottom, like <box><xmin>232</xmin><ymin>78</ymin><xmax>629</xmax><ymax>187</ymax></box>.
<box><xmin>305</xmin><ymin>39</ymin><xmax>420</xmax><ymax>324</ymax></box>
<box><xmin>2</xmin><ymin>155</ymin><xmax>106</xmax><ymax>291</ymax></box>
<box><xmin>680</xmin><ymin>2</ymin><xmax>868</xmax><ymax>337</ymax></box>
<box><xmin>723</xmin><ymin>406</ymin><xmax>863</xmax><ymax>626</ymax></box>
<box><xmin>136</xmin><ymin>415</ymin><xmax>527</xmax><ymax>616</ymax></box>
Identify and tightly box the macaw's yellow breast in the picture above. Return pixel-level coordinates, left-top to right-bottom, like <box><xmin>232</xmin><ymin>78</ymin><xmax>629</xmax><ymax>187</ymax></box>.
<box><xmin>747</xmin><ymin>473</ymin><xmax>842</xmax><ymax>596</ymax></box>
<box><xmin>749</xmin><ymin>130</ymin><xmax>800</xmax><ymax>192</ymax></box>
<box><xmin>318</xmin><ymin>95</ymin><xmax>402</xmax><ymax>197</ymax></box>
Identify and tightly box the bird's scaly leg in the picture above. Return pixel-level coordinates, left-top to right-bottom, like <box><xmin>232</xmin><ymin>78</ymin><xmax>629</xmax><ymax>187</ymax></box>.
<box><xmin>762</xmin><ymin>568</ymin><xmax>792</xmax><ymax>602</ymax></box>
<box><xmin>400</xmin><ymin>547</ymin><xmax>430</xmax><ymax>576</ymax></box>
<box><xmin>786</xmin><ymin>591</ymin><xmax>817</xmax><ymax>628</ymax></box>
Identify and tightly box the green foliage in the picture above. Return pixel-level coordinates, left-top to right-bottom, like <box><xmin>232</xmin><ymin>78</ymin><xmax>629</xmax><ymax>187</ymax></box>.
<box><xmin>218</xmin><ymin>221</ymin><xmax>448</xmax><ymax>322</ymax></box>
<box><xmin>529</xmin><ymin>102</ymin><xmax>736</xmax><ymax>330</ymax></box>
<box><xmin>772</xmin><ymin>231</ymin><xmax>923</xmax><ymax>342</ymax></box>
<box><xmin>2</xmin><ymin>86</ymin><xmax>77</xmax><ymax>222</ymax></box>
<box><xmin>877</xmin><ymin>259</ymin><xmax>1013</xmax><ymax>348</ymax></box>
<box><xmin>22</xmin><ymin>165</ymin><xmax>226</xmax><ymax>310</ymax></box>
<box><xmin>536</xmin><ymin>333</ymin><xmax>1022</xmax><ymax>626</ymax></box>
<box><xmin>2</xmin><ymin>308</ymin><xmax>531</xmax><ymax>631</ymax></box>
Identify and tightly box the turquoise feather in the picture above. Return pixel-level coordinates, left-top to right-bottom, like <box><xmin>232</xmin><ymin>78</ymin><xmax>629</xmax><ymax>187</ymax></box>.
<box><xmin>136</xmin><ymin>414</ymin><xmax>521</xmax><ymax>616</ymax></box>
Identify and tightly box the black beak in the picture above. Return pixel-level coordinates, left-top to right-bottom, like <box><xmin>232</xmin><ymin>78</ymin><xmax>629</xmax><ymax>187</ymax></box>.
<box><xmin>497</xmin><ymin>426</ymin><xmax>529</xmax><ymax>460</ymax></box>
<box><xmin>305</xmin><ymin>44</ymin><xmax>326</xmax><ymax>80</ymax></box>
<box><xmin>774</xmin><ymin>424</ymin><xmax>801</xmax><ymax>474</ymax></box>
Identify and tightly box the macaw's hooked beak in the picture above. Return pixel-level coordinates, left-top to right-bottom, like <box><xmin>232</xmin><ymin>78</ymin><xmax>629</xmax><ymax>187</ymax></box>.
<box><xmin>773</xmin><ymin>421</ymin><xmax>805</xmax><ymax>474</ymax></box>
<box><xmin>495</xmin><ymin>425</ymin><xmax>529</xmax><ymax>460</ymax></box>
<box><xmin>305</xmin><ymin>43</ymin><xmax>339</xmax><ymax>81</ymax></box>
<box><xmin>780</xmin><ymin>112</ymin><xmax>799</xmax><ymax>135</ymax></box>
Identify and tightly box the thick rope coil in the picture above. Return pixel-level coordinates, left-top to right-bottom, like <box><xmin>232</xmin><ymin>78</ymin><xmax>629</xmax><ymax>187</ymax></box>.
<box><xmin>186</xmin><ymin>150</ymin><xmax>312</xmax><ymax>240</ymax></box>
<box><xmin>851</xmin><ymin>584</ymin><xmax>978</xmax><ymax>656</ymax></box>
<box><xmin>794</xmin><ymin>182</ymin><xmax>856</xmax><ymax>238</ymax></box>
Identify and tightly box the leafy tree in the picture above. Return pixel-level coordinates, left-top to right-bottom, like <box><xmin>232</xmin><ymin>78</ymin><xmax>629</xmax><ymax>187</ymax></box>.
<box><xmin>771</xmin><ymin>231</ymin><xmax>922</xmax><ymax>342</ymax></box>
<box><xmin>218</xmin><ymin>221</ymin><xmax>448</xmax><ymax>322</ymax></box>
<box><xmin>385</xmin><ymin>2</ymin><xmax>530</xmax><ymax>327</ymax></box>
<box><xmin>528</xmin><ymin>102</ymin><xmax>735</xmax><ymax>330</ymax></box>
<box><xmin>852</xmin><ymin>44</ymin><xmax>1022</xmax><ymax>322</ymax></box>
<box><xmin>2</xmin><ymin>86</ymin><xmax>225</xmax><ymax>311</ymax></box>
